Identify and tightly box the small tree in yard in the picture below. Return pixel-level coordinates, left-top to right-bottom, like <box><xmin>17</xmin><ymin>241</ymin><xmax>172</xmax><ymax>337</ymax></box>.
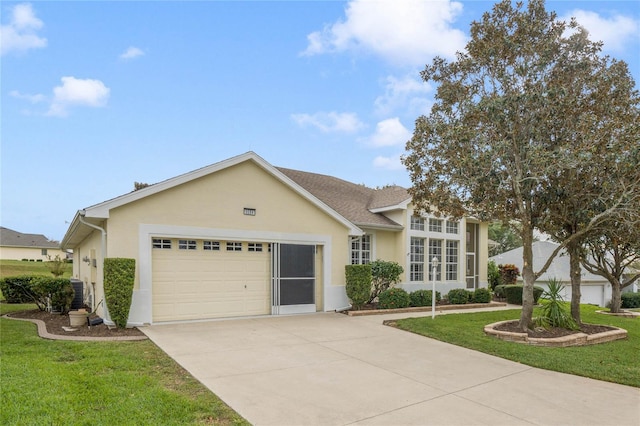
<box><xmin>45</xmin><ymin>255</ymin><xmax>67</xmax><ymax>277</ymax></box>
<box><xmin>104</xmin><ymin>258</ymin><xmax>136</xmax><ymax>328</ymax></box>
<box><xmin>580</xmin><ymin>219</ymin><xmax>640</xmax><ymax>313</ymax></box>
<box><xmin>403</xmin><ymin>0</ymin><xmax>640</xmax><ymax>331</ymax></box>
<box><xmin>368</xmin><ymin>260</ymin><xmax>404</xmax><ymax>304</ymax></box>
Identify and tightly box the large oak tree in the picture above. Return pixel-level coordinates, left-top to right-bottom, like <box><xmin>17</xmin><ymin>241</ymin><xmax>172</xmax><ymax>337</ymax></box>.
<box><xmin>403</xmin><ymin>0</ymin><xmax>639</xmax><ymax>331</ymax></box>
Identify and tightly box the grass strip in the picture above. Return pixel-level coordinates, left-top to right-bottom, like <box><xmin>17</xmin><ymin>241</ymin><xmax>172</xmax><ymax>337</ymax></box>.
<box><xmin>394</xmin><ymin>304</ymin><xmax>639</xmax><ymax>388</ymax></box>
<box><xmin>0</xmin><ymin>303</ymin><xmax>249</xmax><ymax>425</ymax></box>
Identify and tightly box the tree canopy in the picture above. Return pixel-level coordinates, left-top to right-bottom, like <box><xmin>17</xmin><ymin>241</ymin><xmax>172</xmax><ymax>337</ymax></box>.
<box><xmin>403</xmin><ymin>0</ymin><xmax>640</xmax><ymax>330</ymax></box>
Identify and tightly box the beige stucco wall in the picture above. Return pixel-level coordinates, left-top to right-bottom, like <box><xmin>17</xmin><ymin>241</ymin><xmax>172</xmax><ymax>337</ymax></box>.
<box><xmin>0</xmin><ymin>246</ymin><xmax>67</xmax><ymax>261</ymax></box>
<box><xmin>104</xmin><ymin>161</ymin><xmax>351</xmax><ymax>290</ymax></box>
<box><xmin>70</xmin><ymin>226</ymin><xmax>104</xmax><ymax>312</ymax></box>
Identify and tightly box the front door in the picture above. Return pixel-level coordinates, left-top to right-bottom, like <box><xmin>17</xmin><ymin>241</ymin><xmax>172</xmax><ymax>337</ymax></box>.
<box><xmin>271</xmin><ymin>243</ymin><xmax>316</xmax><ymax>315</ymax></box>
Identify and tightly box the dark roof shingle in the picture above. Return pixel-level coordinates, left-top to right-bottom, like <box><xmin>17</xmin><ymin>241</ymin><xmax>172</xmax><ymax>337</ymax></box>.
<box><xmin>277</xmin><ymin>167</ymin><xmax>408</xmax><ymax>229</ymax></box>
<box><xmin>0</xmin><ymin>227</ymin><xmax>59</xmax><ymax>248</ymax></box>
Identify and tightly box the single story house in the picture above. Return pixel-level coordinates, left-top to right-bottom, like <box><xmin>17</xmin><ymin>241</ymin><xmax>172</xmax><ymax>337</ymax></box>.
<box><xmin>61</xmin><ymin>152</ymin><xmax>489</xmax><ymax>325</ymax></box>
<box><xmin>489</xmin><ymin>240</ymin><xmax>626</xmax><ymax>307</ymax></box>
<box><xmin>0</xmin><ymin>227</ymin><xmax>68</xmax><ymax>261</ymax></box>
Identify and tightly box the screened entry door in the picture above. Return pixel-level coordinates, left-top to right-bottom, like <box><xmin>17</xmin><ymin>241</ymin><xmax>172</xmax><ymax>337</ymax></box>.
<box><xmin>271</xmin><ymin>243</ymin><xmax>316</xmax><ymax>315</ymax></box>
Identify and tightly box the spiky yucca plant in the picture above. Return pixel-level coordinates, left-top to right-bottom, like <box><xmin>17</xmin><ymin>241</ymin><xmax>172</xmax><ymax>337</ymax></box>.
<box><xmin>535</xmin><ymin>278</ymin><xmax>579</xmax><ymax>330</ymax></box>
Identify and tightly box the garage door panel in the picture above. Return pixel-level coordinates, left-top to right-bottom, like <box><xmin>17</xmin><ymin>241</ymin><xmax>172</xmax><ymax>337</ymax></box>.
<box><xmin>152</xmin><ymin>241</ymin><xmax>270</xmax><ymax>322</ymax></box>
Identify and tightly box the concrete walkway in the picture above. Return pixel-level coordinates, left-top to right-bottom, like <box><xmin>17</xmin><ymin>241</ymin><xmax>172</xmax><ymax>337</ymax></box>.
<box><xmin>142</xmin><ymin>309</ymin><xmax>640</xmax><ymax>426</ymax></box>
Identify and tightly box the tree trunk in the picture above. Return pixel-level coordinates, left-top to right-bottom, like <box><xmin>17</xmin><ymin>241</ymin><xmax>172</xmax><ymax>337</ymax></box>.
<box><xmin>610</xmin><ymin>281</ymin><xmax>622</xmax><ymax>313</ymax></box>
<box><xmin>567</xmin><ymin>243</ymin><xmax>582</xmax><ymax>325</ymax></box>
<box><xmin>518</xmin><ymin>226</ymin><xmax>535</xmax><ymax>331</ymax></box>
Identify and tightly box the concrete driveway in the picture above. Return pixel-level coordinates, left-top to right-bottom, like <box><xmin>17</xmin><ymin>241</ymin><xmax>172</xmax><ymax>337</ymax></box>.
<box><xmin>142</xmin><ymin>311</ymin><xmax>640</xmax><ymax>426</ymax></box>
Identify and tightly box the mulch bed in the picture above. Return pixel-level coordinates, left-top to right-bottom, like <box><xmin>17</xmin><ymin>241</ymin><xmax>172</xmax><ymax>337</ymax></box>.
<box><xmin>494</xmin><ymin>320</ymin><xmax>616</xmax><ymax>338</ymax></box>
<box><xmin>6</xmin><ymin>309</ymin><xmax>146</xmax><ymax>338</ymax></box>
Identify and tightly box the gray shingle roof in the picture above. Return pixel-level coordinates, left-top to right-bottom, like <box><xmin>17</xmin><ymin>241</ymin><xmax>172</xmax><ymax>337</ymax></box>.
<box><xmin>0</xmin><ymin>227</ymin><xmax>60</xmax><ymax>248</ymax></box>
<box><xmin>277</xmin><ymin>167</ymin><xmax>408</xmax><ymax>229</ymax></box>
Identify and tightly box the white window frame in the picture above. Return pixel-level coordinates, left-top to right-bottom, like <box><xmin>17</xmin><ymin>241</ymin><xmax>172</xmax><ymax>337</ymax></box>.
<box><xmin>226</xmin><ymin>241</ymin><xmax>242</xmax><ymax>252</ymax></box>
<box><xmin>410</xmin><ymin>215</ymin><xmax>425</xmax><ymax>231</ymax></box>
<box><xmin>152</xmin><ymin>238</ymin><xmax>172</xmax><ymax>249</ymax></box>
<box><xmin>350</xmin><ymin>235</ymin><xmax>371</xmax><ymax>265</ymax></box>
<box><xmin>446</xmin><ymin>220</ymin><xmax>459</xmax><ymax>234</ymax></box>
<box><xmin>248</xmin><ymin>243</ymin><xmax>263</xmax><ymax>252</ymax></box>
<box><xmin>203</xmin><ymin>241</ymin><xmax>220</xmax><ymax>251</ymax></box>
<box><xmin>428</xmin><ymin>218</ymin><xmax>443</xmax><ymax>233</ymax></box>
<box><xmin>428</xmin><ymin>239</ymin><xmax>443</xmax><ymax>281</ymax></box>
<box><xmin>410</xmin><ymin>237</ymin><xmax>425</xmax><ymax>282</ymax></box>
<box><xmin>446</xmin><ymin>240</ymin><xmax>459</xmax><ymax>281</ymax></box>
<box><xmin>178</xmin><ymin>239</ymin><xmax>197</xmax><ymax>250</ymax></box>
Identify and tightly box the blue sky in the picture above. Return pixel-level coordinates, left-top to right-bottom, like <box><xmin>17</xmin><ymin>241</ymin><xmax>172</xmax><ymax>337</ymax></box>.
<box><xmin>2</xmin><ymin>1</ymin><xmax>639</xmax><ymax>241</ymax></box>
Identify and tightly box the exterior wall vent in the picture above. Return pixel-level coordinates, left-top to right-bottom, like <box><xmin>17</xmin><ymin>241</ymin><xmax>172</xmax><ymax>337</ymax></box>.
<box><xmin>243</xmin><ymin>208</ymin><xmax>256</xmax><ymax>216</ymax></box>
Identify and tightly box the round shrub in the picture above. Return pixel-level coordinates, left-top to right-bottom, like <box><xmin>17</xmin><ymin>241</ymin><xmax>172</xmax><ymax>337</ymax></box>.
<box><xmin>409</xmin><ymin>289</ymin><xmax>441</xmax><ymax>307</ymax></box>
<box><xmin>0</xmin><ymin>275</ymin><xmax>38</xmax><ymax>303</ymax></box>
<box><xmin>447</xmin><ymin>288</ymin><xmax>472</xmax><ymax>304</ymax></box>
<box><xmin>472</xmin><ymin>288</ymin><xmax>492</xmax><ymax>303</ymax></box>
<box><xmin>503</xmin><ymin>285</ymin><xmax>545</xmax><ymax>305</ymax></box>
<box><xmin>494</xmin><ymin>284</ymin><xmax>506</xmax><ymax>299</ymax></box>
<box><xmin>378</xmin><ymin>288</ymin><xmax>411</xmax><ymax>309</ymax></box>
<box><xmin>621</xmin><ymin>292</ymin><xmax>640</xmax><ymax>309</ymax></box>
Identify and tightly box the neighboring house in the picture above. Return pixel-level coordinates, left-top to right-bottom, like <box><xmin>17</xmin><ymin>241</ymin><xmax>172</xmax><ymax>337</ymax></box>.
<box><xmin>61</xmin><ymin>152</ymin><xmax>489</xmax><ymax>325</ymax></box>
<box><xmin>0</xmin><ymin>227</ymin><xmax>67</xmax><ymax>261</ymax></box>
<box><xmin>490</xmin><ymin>240</ymin><xmax>613</xmax><ymax>307</ymax></box>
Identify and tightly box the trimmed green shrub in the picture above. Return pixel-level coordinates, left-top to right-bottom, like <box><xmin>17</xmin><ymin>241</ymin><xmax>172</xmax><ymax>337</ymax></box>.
<box><xmin>494</xmin><ymin>284</ymin><xmax>506</xmax><ymax>298</ymax></box>
<box><xmin>104</xmin><ymin>258</ymin><xmax>136</xmax><ymax>328</ymax></box>
<box><xmin>0</xmin><ymin>275</ymin><xmax>74</xmax><ymax>312</ymax></box>
<box><xmin>369</xmin><ymin>260</ymin><xmax>404</xmax><ymax>303</ymax></box>
<box><xmin>487</xmin><ymin>260</ymin><xmax>502</xmax><ymax>290</ymax></box>
<box><xmin>345</xmin><ymin>264</ymin><xmax>372</xmax><ymax>310</ymax></box>
<box><xmin>503</xmin><ymin>285</ymin><xmax>544</xmax><ymax>305</ymax></box>
<box><xmin>621</xmin><ymin>292</ymin><xmax>640</xmax><ymax>309</ymax></box>
<box><xmin>409</xmin><ymin>289</ymin><xmax>441</xmax><ymax>307</ymax></box>
<box><xmin>0</xmin><ymin>275</ymin><xmax>39</xmax><ymax>303</ymax></box>
<box><xmin>447</xmin><ymin>288</ymin><xmax>473</xmax><ymax>304</ymax></box>
<box><xmin>472</xmin><ymin>288</ymin><xmax>492</xmax><ymax>303</ymax></box>
<box><xmin>32</xmin><ymin>277</ymin><xmax>75</xmax><ymax>314</ymax></box>
<box><xmin>378</xmin><ymin>288</ymin><xmax>411</xmax><ymax>309</ymax></box>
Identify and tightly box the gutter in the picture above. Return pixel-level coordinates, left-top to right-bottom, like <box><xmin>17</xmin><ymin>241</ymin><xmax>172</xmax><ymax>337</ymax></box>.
<box><xmin>77</xmin><ymin>210</ymin><xmax>107</xmax><ymax>314</ymax></box>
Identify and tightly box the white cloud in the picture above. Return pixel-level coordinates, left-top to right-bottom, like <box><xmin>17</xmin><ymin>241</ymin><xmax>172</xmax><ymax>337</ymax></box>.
<box><xmin>361</xmin><ymin>117</ymin><xmax>411</xmax><ymax>147</ymax></box>
<box><xmin>373</xmin><ymin>154</ymin><xmax>404</xmax><ymax>171</ymax></box>
<box><xmin>0</xmin><ymin>3</ymin><xmax>47</xmax><ymax>55</ymax></box>
<box><xmin>120</xmin><ymin>46</ymin><xmax>145</xmax><ymax>60</ymax></box>
<box><xmin>374</xmin><ymin>73</ymin><xmax>433</xmax><ymax>116</ymax></box>
<box><xmin>564</xmin><ymin>10</ymin><xmax>639</xmax><ymax>52</ymax></box>
<box><xmin>291</xmin><ymin>111</ymin><xmax>364</xmax><ymax>133</ymax></box>
<box><xmin>47</xmin><ymin>76</ymin><xmax>110</xmax><ymax>117</ymax></box>
<box><xmin>10</xmin><ymin>90</ymin><xmax>45</xmax><ymax>104</ymax></box>
<box><xmin>301</xmin><ymin>0</ymin><xmax>467</xmax><ymax>65</ymax></box>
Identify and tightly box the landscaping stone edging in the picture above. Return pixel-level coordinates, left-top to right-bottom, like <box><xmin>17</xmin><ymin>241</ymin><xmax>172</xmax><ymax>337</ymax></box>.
<box><xmin>595</xmin><ymin>310</ymin><xmax>640</xmax><ymax>319</ymax></box>
<box><xmin>484</xmin><ymin>320</ymin><xmax>627</xmax><ymax>347</ymax></box>
<box><xmin>344</xmin><ymin>301</ymin><xmax>508</xmax><ymax>316</ymax></box>
<box><xmin>2</xmin><ymin>314</ymin><xmax>148</xmax><ymax>341</ymax></box>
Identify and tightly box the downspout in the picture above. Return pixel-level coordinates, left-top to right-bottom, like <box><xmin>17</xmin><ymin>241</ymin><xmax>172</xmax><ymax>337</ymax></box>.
<box><xmin>78</xmin><ymin>210</ymin><xmax>107</xmax><ymax>313</ymax></box>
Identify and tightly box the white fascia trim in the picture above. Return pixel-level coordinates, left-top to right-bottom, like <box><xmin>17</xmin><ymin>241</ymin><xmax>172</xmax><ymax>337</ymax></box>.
<box><xmin>137</xmin><ymin>223</ymin><xmax>334</xmax><ymax>324</ymax></box>
<box><xmin>368</xmin><ymin>198</ymin><xmax>411</xmax><ymax>214</ymax></box>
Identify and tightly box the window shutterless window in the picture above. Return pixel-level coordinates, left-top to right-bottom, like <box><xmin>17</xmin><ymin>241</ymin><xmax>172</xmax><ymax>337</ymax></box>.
<box><xmin>410</xmin><ymin>237</ymin><xmax>425</xmax><ymax>281</ymax></box>
<box><xmin>248</xmin><ymin>243</ymin><xmax>263</xmax><ymax>252</ymax></box>
<box><xmin>152</xmin><ymin>239</ymin><xmax>172</xmax><ymax>249</ymax></box>
<box><xmin>446</xmin><ymin>220</ymin><xmax>459</xmax><ymax>234</ymax></box>
<box><xmin>428</xmin><ymin>219</ymin><xmax>443</xmax><ymax>232</ymax></box>
<box><xmin>446</xmin><ymin>240</ymin><xmax>459</xmax><ymax>281</ymax></box>
<box><xmin>203</xmin><ymin>241</ymin><xmax>220</xmax><ymax>251</ymax></box>
<box><xmin>226</xmin><ymin>242</ymin><xmax>242</xmax><ymax>251</ymax></box>
<box><xmin>350</xmin><ymin>235</ymin><xmax>371</xmax><ymax>264</ymax></box>
<box><xmin>178</xmin><ymin>240</ymin><xmax>197</xmax><ymax>250</ymax></box>
<box><xmin>410</xmin><ymin>215</ymin><xmax>425</xmax><ymax>231</ymax></box>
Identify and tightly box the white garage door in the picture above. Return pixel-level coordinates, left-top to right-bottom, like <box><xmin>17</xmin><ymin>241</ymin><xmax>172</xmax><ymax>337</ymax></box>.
<box><xmin>152</xmin><ymin>239</ymin><xmax>270</xmax><ymax>322</ymax></box>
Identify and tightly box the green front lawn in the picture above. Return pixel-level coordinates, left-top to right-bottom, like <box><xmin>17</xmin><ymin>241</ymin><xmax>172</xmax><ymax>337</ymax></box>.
<box><xmin>395</xmin><ymin>304</ymin><xmax>640</xmax><ymax>388</ymax></box>
<box><xmin>0</xmin><ymin>303</ymin><xmax>248</xmax><ymax>425</ymax></box>
<box><xmin>0</xmin><ymin>259</ymin><xmax>72</xmax><ymax>279</ymax></box>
